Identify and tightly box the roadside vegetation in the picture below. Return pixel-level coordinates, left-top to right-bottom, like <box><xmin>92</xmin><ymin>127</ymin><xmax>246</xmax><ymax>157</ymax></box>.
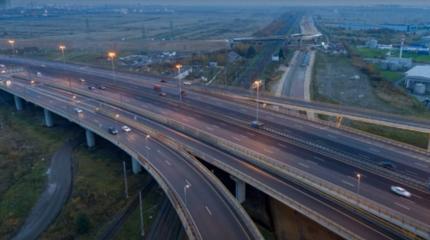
<box><xmin>41</xmin><ymin>142</ymin><xmax>148</xmax><ymax>239</ymax></box>
<box><xmin>114</xmin><ymin>187</ymin><xmax>165</xmax><ymax>240</ymax></box>
<box><xmin>312</xmin><ymin>51</ymin><xmax>430</xmax><ymax>149</ymax></box>
<box><xmin>0</xmin><ymin>97</ymin><xmax>75</xmax><ymax>238</ymax></box>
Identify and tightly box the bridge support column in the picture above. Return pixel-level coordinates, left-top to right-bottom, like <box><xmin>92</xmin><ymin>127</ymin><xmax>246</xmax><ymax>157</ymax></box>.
<box><xmin>131</xmin><ymin>157</ymin><xmax>142</xmax><ymax>174</ymax></box>
<box><xmin>43</xmin><ymin>109</ymin><xmax>54</xmax><ymax>127</ymax></box>
<box><xmin>14</xmin><ymin>95</ymin><xmax>23</xmax><ymax>111</ymax></box>
<box><xmin>85</xmin><ymin>129</ymin><xmax>95</xmax><ymax>148</ymax></box>
<box><xmin>231</xmin><ymin>176</ymin><xmax>246</xmax><ymax>204</ymax></box>
<box><xmin>335</xmin><ymin>116</ymin><xmax>343</xmax><ymax>128</ymax></box>
<box><xmin>427</xmin><ymin>133</ymin><xmax>430</xmax><ymax>153</ymax></box>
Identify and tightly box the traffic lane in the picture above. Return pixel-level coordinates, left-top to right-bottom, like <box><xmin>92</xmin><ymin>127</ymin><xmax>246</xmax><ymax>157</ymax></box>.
<box><xmin>34</xmin><ymin>79</ymin><xmax>430</xmax><ymax>223</ymax></box>
<box><xmin>180</xmin><ymin>93</ymin><xmax>430</xmax><ymax>179</ymax></box>
<box><xmin>106</xmin><ymin>94</ymin><xmax>430</xmax><ymax>223</ymax></box>
<box><xmin>9</xmin><ymin>64</ymin><xmax>430</xmax><ymax>219</ymax></box>
<box><xmin>5</xmin><ymin>82</ymin><xmax>255</xmax><ymax>240</ymax></box>
<box><xmin>182</xmin><ymin>87</ymin><xmax>430</xmax><ymax>170</ymax></box>
<box><xmin>15</xmin><ymin>80</ymin><xmax>410</xmax><ymax>238</ymax></box>
<box><xmin>28</xmin><ymin>66</ymin><xmax>429</xmax><ymax>181</ymax></box>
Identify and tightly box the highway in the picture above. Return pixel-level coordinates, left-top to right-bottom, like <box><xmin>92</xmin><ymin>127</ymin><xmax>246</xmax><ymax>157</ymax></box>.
<box><xmin>5</xmin><ymin>73</ymin><xmax>402</xmax><ymax>240</ymax></box>
<box><xmin>0</xmin><ymin>79</ymin><xmax>262</xmax><ymax>240</ymax></box>
<box><xmin>2</xmin><ymin>56</ymin><xmax>430</xmax><ymax>238</ymax></box>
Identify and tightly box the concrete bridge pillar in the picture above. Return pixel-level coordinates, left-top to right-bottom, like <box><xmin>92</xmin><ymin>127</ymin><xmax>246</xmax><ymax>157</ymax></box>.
<box><xmin>131</xmin><ymin>157</ymin><xmax>142</xmax><ymax>174</ymax></box>
<box><xmin>14</xmin><ymin>95</ymin><xmax>23</xmax><ymax>111</ymax></box>
<box><xmin>43</xmin><ymin>109</ymin><xmax>54</xmax><ymax>127</ymax></box>
<box><xmin>335</xmin><ymin>116</ymin><xmax>343</xmax><ymax>128</ymax></box>
<box><xmin>427</xmin><ymin>133</ymin><xmax>430</xmax><ymax>153</ymax></box>
<box><xmin>231</xmin><ymin>176</ymin><xmax>246</xmax><ymax>204</ymax></box>
<box><xmin>85</xmin><ymin>129</ymin><xmax>95</xmax><ymax>148</ymax></box>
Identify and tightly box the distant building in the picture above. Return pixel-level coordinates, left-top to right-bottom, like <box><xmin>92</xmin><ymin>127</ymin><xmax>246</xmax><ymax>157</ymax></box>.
<box><xmin>227</xmin><ymin>51</ymin><xmax>242</xmax><ymax>63</ymax></box>
<box><xmin>271</xmin><ymin>54</ymin><xmax>280</xmax><ymax>62</ymax></box>
<box><xmin>366</xmin><ymin>38</ymin><xmax>378</xmax><ymax>49</ymax></box>
<box><xmin>405</xmin><ymin>65</ymin><xmax>430</xmax><ymax>94</ymax></box>
<box><xmin>381</xmin><ymin>57</ymin><xmax>412</xmax><ymax>71</ymax></box>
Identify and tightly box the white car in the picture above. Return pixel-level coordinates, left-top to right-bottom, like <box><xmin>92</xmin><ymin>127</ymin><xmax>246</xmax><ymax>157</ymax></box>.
<box><xmin>390</xmin><ymin>186</ymin><xmax>411</xmax><ymax>198</ymax></box>
<box><xmin>121</xmin><ymin>125</ymin><xmax>132</xmax><ymax>132</ymax></box>
<box><xmin>74</xmin><ymin>108</ymin><xmax>83</xmax><ymax>113</ymax></box>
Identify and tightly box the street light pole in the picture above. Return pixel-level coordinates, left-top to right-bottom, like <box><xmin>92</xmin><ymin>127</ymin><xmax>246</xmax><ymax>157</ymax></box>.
<box><xmin>184</xmin><ymin>184</ymin><xmax>190</xmax><ymax>208</ymax></box>
<box><xmin>356</xmin><ymin>173</ymin><xmax>361</xmax><ymax>194</ymax></box>
<box><xmin>8</xmin><ymin>39</ymin><xmax>15</xmax><ymax>56</ymax></box>
<box><xmin>59</xmin><ymin>45</ymin><xmax>70</xmax><ymax>88</ymax></box>
<box><xmin>253</xmin><ymin>80</ymin><xmax>262</xmax><ymax>123</ymax></box>
<box><xmin>123</xmin><ymin>160</ymin><xmax>129</xmax><ymax>199</ymax></box>
<box><xmin>139</xmin><ymin>190</ymin><xmax>145</xmax><ymax>237</ymax></box>
<box><xmin>176</xmin><ymin>64</ymin><xmax>183</xmax><ymax>102</ymax></box>
<box><xmin>108</xmin><ymin>51</ymin><xmax>117</xmax><ymax>82</ymax></box>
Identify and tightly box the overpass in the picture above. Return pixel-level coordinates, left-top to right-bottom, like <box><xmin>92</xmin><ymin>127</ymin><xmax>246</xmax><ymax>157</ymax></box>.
<box><xmin>0</xmin><ymin>76</ymin><xmax>262</xmax><ymax>240</ymax></box>
<box><xmin>0</xmin><ymin>57</ymin><xmax>430</xmax><ymax>239</ymax></box>
<box><xmin>0</xmin><ymin>73</ymin><xmax>405</xmax><ymax>240</ymax></box>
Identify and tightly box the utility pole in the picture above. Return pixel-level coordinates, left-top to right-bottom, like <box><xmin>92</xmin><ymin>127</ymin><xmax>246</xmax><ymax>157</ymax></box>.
<box><xmin>123</xmin><ymin>161</ymin><xmax>129</xmax><ymax>199</ymax></box>
<box><xmin>139</xmin><ymin>191</ymin><xmax>145</xmax><ymax>237</ymax></box>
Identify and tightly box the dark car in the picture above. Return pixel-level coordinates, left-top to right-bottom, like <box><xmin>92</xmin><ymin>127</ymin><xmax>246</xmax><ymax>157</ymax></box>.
<box><xmin>378</xmin><ymin>161</ymin><xmax>396</xmax><ymax>170</ymax></box>
<box><xmin>108</xmin><ymin>127</ymin><xmax>119</xmax><ymax>135</ymax></box>
<box><xmin>88</xmin><ymin>86</ymin><xmax>96</xmax><ymax>91</ymax></box>
<box><xmin>250</xmin><ymin>120</ymin><xmax>264</xmax><ymax>129</ymax></box>
<box><xmin>98</xmin><ymin>85</ymin><xmax>107</xmax><ymax>90</ymax></box>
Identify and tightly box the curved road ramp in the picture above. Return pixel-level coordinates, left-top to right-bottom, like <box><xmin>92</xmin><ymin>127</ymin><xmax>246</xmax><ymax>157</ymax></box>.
<box><xmin>12</xmin><ymin>140</ymin><xmax>76</xmax><ymax>240</ymax></box>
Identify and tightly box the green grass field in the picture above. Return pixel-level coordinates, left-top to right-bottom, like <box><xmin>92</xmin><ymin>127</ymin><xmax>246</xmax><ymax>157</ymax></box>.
<box><xmin>0</xmin><ymin>102</ymin><xmax>75</xmax><ymax>238</ymax></box>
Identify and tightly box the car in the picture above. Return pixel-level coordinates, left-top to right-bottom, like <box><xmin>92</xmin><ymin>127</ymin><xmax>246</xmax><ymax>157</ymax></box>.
<box><xmin>98</xmin><ymin>85</ymin><xmax>107</xmax><ymax>90</ymax></box>
<box><xmin>121</xmin><ymin>125</ymin><xmax>131</xmax><ymax>132</ymax></box>
<box><xmin>36</xmin><ymin>72</ymin><xmax>42</xmax><ymax>77</ymax></box>
<box><xmin>80</xmin><ymin>78</ymin><xmax>86</xmax><ymax>83</ymax></box>
<box><xmin>390</xmin><ymin>186</ymin><xmax>411</xmax><ymax>198</ymax></box>
<box><xmin>74</xmin><ymin>108</ymin><xmax>83</xmax><ymax>113</ymax></box>
<box><xmin>250</xmin><ymin>120</ymin><xmax>264</xmax><ymax>129</ymax></box>
<box><xmin>180</xmin><ymin>90</ymin><xmax>187</xmax><ymax>96</ymax></box>
<box><xmin>183</xmin><ymin>81</ymin><xmax>192</xmax><ymax>85</ymax></box>
<box><xmin>160</xmin><ymin>79</ymin><xmax>167</xmax><ymax>83</ymax></box>
<box><xmin>88</xmin><ymin>86</ymin><xmax>96</xmax><ymax>90</ymax></box>
<box><xmin>108</xmin><ymin>127</ymin><xmax>119</xmax><ymax>135</ymax></box>
<box><xmin>159</xmin><ymin>92</ymin><xmax>167</xmax><ymax>97</ymax></box>
<box><xmin>378</xmin><ymin>161</ymin><xmax>396</xmax><ymax>170</ymax></box>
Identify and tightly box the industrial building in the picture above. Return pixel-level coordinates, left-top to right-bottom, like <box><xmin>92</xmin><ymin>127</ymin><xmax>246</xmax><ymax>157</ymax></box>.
<box><xmin>405</xmin><ymin>65</ymin><xmax>430</xmax><ymax>95</ymax></box>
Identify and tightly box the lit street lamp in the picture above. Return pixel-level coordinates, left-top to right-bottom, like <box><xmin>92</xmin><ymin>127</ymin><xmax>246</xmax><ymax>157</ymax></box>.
<box><xmin>176</xmin><ymin>64</ymin><xmax>183</xmax><ymax>102</ymax></box>
<box><xmin>58</xmin><ymin>45</ymin><xmax>71</xmax><ymax>87</ymax></box>
<box><xmin>184</xmin><ymin>183</ymin><xmax>191</xmax><ymax>208</ymax></box>
<box><xmin>251</xmin><ymin>80</ymin><xmax>263</xmax><ymax>127</ymax></box>
<box><xmin>356</xmin><ymin>173</ymin><xmax>361</xmax><ymax>194</ymax></box>
<box><xmin>108</xmin><ymin>51</ymin><xmax>117</xmax><ymax>82</ymax></box>
<box><xmin>8</xmin><ymin>39</ymin><xmax>15</xmax><ymax>55</ymax></box>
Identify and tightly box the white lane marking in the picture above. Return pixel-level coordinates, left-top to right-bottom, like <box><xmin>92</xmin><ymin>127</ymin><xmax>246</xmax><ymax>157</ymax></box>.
<box><xmin>313</xmin><ymin>156</ymin><xmax>326</xmax><ymax>162</ymax></box>
<box><xmin>405</xmin><ymin>170</ymin><xmax>418</xmax><ymax>176</ymax></box>
<box><xmin>369</xmin><ymin>147</ymin><xmax>380</xmax><ymax>153</ymax></box>
<box><xmin>245</xmin><ymin>132</ymin><xmax>255</xmax><ymax>137</ymax></box>
<box><xmin>205</xmin><ymin>206</ymin><xmax>212</xmax><ymax>216</ymax></box>
<box><xmin>413</xmin><ymin>162</ymin><xmax>429</xmax><ymax>169</ymax></box>
<box><xmin>185</xmin><ymin>179</ymin><xmax>191</xmax><ymax>186</ymax></box>
<box><xmin>263</xmin><ymin>148</ymin><xmax>274</xmax><ymax>154</ymax></box>
<box><xmin>394</xmin><ymin>202</ymin><xmax>410</xmax><ymax>211</ymax></box>
<box><xmin>413</xmin><ymin>194</ymin><xmax>423</xmax><ymax>200</ymax></box>
<box><xmin>145</xmin><ymin>146</ymin><xmax>151</xmax><ymax>151</ymax></box>
<box><xmin>165</xmin><ymin>160</ymin><xmax>172</xmax><ymax>166</ymax></box>
<box><xmin>298</xmin><ymin>162</ymin><xmax>310</xmax><ymax>168</ymax></box>
<box><xmin>205</xmin><ymin>126</ymin><xmax>214</xmax><ymax>131</ymax></box>
<box><xmin>277</xmin><ymin>142</ymin><xmax>287</xmax><ymax>148</ymax></box>
<box><xmin>342</xmin><ymin>180</ymin><xmax>355</xmax><ymax>187</ymax></box>
<box><xmin>327</xmin><ymin>134</ymin><xmax>337</xmax><ymax>139</ymax></box>
<box><xmin>232</xmin><ymin>136</ymin><xmax>241</xmax><ymax>142</ymax></box>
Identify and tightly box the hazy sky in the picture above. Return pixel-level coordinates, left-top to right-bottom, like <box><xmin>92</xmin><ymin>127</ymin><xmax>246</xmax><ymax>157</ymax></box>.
<box><xmin>10</xmin><ymin>0</ymin><xmax>430</xmax><ymax>6</ymax></box>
